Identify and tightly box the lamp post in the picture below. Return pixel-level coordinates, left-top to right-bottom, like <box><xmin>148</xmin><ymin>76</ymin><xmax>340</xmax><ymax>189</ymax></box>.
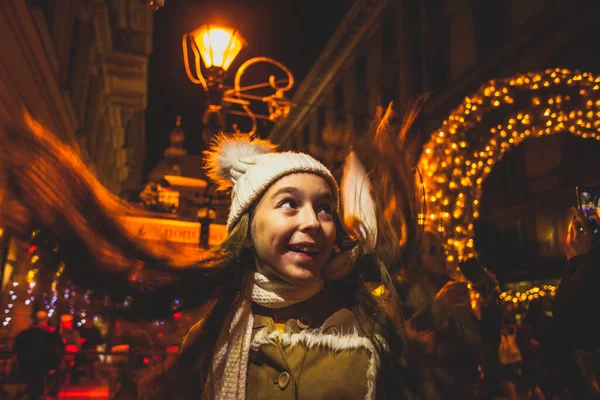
<box><xmin>182</xmin><ymin>24</ymin><xmax>294</xmax><ymax>139</ymax></box>
<box><xmin>182</xmin><ymin>24</ymin><xmax>294</xmax><ymax>248</ymax></box>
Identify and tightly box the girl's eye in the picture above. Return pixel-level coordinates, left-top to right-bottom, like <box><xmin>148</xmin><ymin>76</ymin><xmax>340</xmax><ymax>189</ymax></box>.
<box><xmin>318</xmin><ymin>204</ymin><xmax>333</xmax><ymax>215</ymax></box>
<box><xmin>278</xmin><ymin>199</ymin><xmax>296</xmax><ymax>209</ymax></box>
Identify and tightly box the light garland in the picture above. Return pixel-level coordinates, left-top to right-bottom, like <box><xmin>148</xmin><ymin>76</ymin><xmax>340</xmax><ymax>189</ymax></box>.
<box><xmin>25</xmin><ymin>281</ymin><xmax>35</xmax><ymax>305</ymax></box>
<box><xmin>2</xmin><ymin>281</ymin><xmax>18</xmax><ymax>327</ymax></box>
<box><xmin>499</xmin><ymin>284</ymin><xmax>557</xmax><ymax>304</ymax></box>
<box><xmin>1</xmin><ymin>259</ymin><xmax>88</xmax><ymax>328</ymax></box>
<box><xmin>2</xmin><ymin>272</ymin><xmax>38</xmax><ymax>327</ymax></box>
<box><xmin>417</xmin><ymin>68</ymin><xmax>600</xmax><ymax>266</ymax></box>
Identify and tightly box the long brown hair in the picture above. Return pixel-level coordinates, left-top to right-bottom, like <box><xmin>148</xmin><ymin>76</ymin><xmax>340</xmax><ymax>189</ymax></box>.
<box><xmin>0</xmin><ymin>114</ymin><xmax>241</xmax><ymax>317</ymax></box>
<box><xmin>0</xmin><ymin>111</ymin><xmax>426</xmax><ymax>398</ymax></box>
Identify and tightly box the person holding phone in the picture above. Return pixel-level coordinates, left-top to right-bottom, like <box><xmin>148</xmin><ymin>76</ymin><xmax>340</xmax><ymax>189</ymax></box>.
<box><xmin>576</xmin><ymin>186</ymin><xmax>600</xmax><ymax>235</ymax></box>
<box><xmin>400</xmin><ymin>231</ymin><xmax>491</xmax><ymax>399</ymax></box>
<box><xmin>552</xmin><ymin>206</ymin><xmax>600</xmax><ymax>398</ymax></box>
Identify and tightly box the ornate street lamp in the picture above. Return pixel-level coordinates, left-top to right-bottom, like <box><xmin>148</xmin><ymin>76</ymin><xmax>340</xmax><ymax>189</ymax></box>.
<box><xmin>182</xmin><ymin>24</ymin><xmax>294</xmax><ymax>139</ymax></box>
<box><xmin>189</xmin><ymin>25</ymin><xmax>246</xmax><ymax>72</ymax></box>
<box><xmin>181</xmin><ymin>24</ymin><xmax>294</xmax><ymax>247</ymax></box>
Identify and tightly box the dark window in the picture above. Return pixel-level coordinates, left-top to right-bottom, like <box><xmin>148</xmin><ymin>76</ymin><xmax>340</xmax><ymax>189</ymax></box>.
<box><xmin>353</xmin><ymin>88</ymin><xmax>370</xmax><ymax>136</ymax></box>
<box><xmin>355</xmin><ymin>55</ymin><xmax>367</xmax><ymax>87</ymax></box>
<box><xmin>427</xmin><ymin>51</ymin><xmax>450</xmax><ymax>90</ymax></box>
<box><xmin>381</xmin><ymin>68</ymin><xmax>399</xmax><ymax>107</ymax></box>
<box><xmin>303</xmin><ymin>124</ymin><xmax>310</xmax><ymax>148</ymax></box>
<box><xmin>355</xmin><ymin>115</ymin><xmax>368</xmax><ymax>136</ymax></box>
<box><xmin>334</xmin><ymin>83</ymin><xmax>345</xmax><ymax>126</ymax></box>
<box><xmin>65</xmin><ymin>17</ymin><xmax>80</xmax><ymax>87</ymax></box>
<box><xmin>381</xmin><ymin>11</ymin><xmax>396</xmax><ymax>63</ymax></box>
<box><xmin>37</xmin><ymin>0</ymin><xmax>55</xmax><ymax>28</ymax></box>
<box><xmin>381</xmin><ymin>87</ymin><xmax>398</xmax><ymax>108</ymax></box>
<box><xmin>471</xmin><ymin>1</ymin><xmax>511</xmax><ymax>59</ymax></box>
<box><xmin>480</xmin><ymin>144</ymin><xmax>528</xmax><ymax>208</ymax></box>
<box><xmin>317</xmin><ymin>107</ymin><xmax>327</xmax><ymax>138</ymax></box>
<box><xmin>354</xmin><ymin>87</ymin><xmax>369</xmax><ymax>135</ymax></box>
<box><xmin>475</xmin><ymin>219</ymin><xmax>528</xmax><ymax>282</ymax></box>
<box><xmin>423</xmin><ymin>0</ymin><xmax>446</xmax><ymax>17</ymax></box>
<box><xmin>334</xmin><ymin>83</ymin><xmax>344</xmax><ymax>110</ymax></box>
<box><xmin>497</xmin><ymin>146</ymin><xmax>523</xmax><ymax>192</ymax></box>
<box><xmin>124</xmin><ymin>117</ymin><xmax>131</xmax><ymax>146</ymax></box>
<box><xmin>361</xmin><ymin>88</ymin><xmax>369</xmax><ymax>112</ymax></box>
<box><xmin>424</xmin><ymin>11</ymin><xmax>451</xmax><ymax>91</ymax></box>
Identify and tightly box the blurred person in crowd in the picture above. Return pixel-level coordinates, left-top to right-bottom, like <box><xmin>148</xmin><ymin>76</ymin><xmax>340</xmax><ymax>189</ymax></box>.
<box><xmin>35</xmin><ymin>309</ymin><xmax>56</xmax><ymax>333</ymax></box>
<box><xmin>13</xmin><ymin>310</ymin><xmax>63</xmax><ymax>399</ymax></box>
<box><xmin>59</xmin><ymin>314</ymin><xmax>81</xmax><ymax>350</ymax></box>
<box><xmin>459</xmin><ymin>257</ymin><xmax>502</xmax><ymax>350</ymax></box>
<box><xmin>78</xmin><ymin>317</ymin><xmax>103</xmax><ymax>351</ymax></box>
<box><xmin>498</xmin><ymin>315</ymin><xmax>523</xmax><ymax>400</ymax></box>
<box><xmin>76</xmin><ymin>317</ymin><xmax>104</xmax><ymax>382</ymax></box>
<box><xmin>516</xmin><ymin>300</ymin><xmax>547</xmax><ymax>400</ymax></box>
<box><xmin>460</xmin><ymin>256</ymin><xmax>503</xmax><ymax>396</ymax></box>
<box><xmin>59</xmin><ymin>314</ymin><xmax>81</xmax><ymax>386</ymax></box>
<box><xmin>553</xmin><ymin>207</ymin><xmax>600</xmax><ymax>399</ymax></box>
<box><xmin>520</xmin><ymin>300</ymin><xmax>551</xmax><ymax>359</ymax></box>
<box><xmin>400</xmin><ymin>230</ymin><xmax>492</xmax><ymax>399</ymax></box>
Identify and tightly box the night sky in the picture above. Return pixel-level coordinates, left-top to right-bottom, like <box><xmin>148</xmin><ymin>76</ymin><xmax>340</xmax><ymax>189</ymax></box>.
<box><xmin>144</xmin><ymin>0</ymin><xmax>355</xmax><ymax>177</ymax></box>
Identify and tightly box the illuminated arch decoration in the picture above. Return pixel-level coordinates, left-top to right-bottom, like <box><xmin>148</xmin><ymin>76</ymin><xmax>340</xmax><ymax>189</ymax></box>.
<box><xmin>417</xmin><ymin>68</ymin><xmax>600</xmax><ymax>266</ymax></box>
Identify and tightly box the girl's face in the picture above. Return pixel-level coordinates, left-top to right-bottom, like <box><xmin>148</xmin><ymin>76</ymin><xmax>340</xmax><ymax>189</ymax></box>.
<box><xmin>250</xmin><ymin>173</ymin><xmax>337</xmax><ymax>286</ymax></box>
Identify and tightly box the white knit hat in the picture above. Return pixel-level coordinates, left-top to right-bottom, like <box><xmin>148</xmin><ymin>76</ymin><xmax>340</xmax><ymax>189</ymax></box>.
<box><xmin>204</xmin><ymin>133</ymin><xmax>339</xmax><ymax>231</ymax></box>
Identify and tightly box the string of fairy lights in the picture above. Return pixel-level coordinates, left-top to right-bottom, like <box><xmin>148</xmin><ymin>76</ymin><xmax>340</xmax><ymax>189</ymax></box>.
<box><xmin>499</xmin><ymin>284</ymin><xmax>557</xmax><ymax>305</ymax></box>
<box><xmin>2</xmin><ymin>275</ymin><xmax>91</xmax><ymax>328</ymax></box>
<box><xmin>417</xmin><ymin>68</ymin><xmax>600</xmax><ymax>267</ymax></box>
<box><xmin>3</xmin><ymin>276</ymin><xmax>54</xmax><ymax>327</ymax></box>
<box><xmin>1</xmin><ymin>243</ymin><xmax>88</xmax><ymax>328</ymax></box>
<box><xmin>3</xmin><ymin>275</ymin><xmax>555</xmax><ymax>328</ymax></box>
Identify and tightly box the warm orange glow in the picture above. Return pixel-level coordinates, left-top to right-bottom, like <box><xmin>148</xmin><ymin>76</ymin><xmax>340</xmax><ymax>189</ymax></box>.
<box><xmin>23</xmin><ymin>111</ymin><xmax>47</xmax><ymax>139</ymax></box>
<box><xmin>58</xmin><ymin>386</ymin><xmax>110</xmax><ymax>398</ymax></box>
<box><xmin>417</xmin><ymin>68</ymin><xmax>600</xmax><ymax>266</ymax></box>
<box><xmin>499</xmin><ymin>284</ymin><xmax>556</xmax><ymax>304</ymax></box>
<box><xmin>190</xmin><ymin>24</ymin><xmax>246</xmax><ymax>71</ymax></box>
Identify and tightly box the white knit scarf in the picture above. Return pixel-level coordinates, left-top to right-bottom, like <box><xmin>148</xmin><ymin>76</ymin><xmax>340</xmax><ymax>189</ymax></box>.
<box><xmin>204</xmin><ymin>271</ymin><xmax>325</xmax><ymax>399</ymax></box>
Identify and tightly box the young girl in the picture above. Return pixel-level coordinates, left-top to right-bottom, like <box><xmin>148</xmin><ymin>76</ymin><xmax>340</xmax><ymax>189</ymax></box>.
<box><xmin>146</xmin><ymin>132</ymin><xmax>408</xmax><ymax>399</ymax></box>
<box><xmin>0</xmin><ymin>109</ymin><xmax>431</xmax><ymax>399</ymax></box>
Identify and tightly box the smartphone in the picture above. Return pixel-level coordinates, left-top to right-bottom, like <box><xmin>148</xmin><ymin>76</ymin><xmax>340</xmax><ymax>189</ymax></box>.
<box><xmin>576</xmin><ymin>185</ymin><xmax>600</xmax><ymax>233</ymax></box>
<box><xmin>576</xmin><ymin>186</ymin><xmax>600</xmax><ymax>216</ymax></box>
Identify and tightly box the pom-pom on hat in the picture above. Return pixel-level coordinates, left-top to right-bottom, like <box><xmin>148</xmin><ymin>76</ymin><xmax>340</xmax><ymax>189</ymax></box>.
<box><xmin>204</xmin><ymin>133</ymin><xmax>339</xmax><ymax>231</ymax></box>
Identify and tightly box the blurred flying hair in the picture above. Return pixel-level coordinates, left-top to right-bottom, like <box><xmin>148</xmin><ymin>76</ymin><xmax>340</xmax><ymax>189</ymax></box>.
<box><xmin>0</xmin><ymin>105</ymin><xmax>434</xmax><ymax>397</ymax></box>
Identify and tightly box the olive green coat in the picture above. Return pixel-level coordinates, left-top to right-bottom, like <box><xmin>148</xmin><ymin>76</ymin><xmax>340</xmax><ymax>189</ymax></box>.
<box><xmin>138</xmin><ymin>285</ymin><xmax>395</xmax><ymax>400</ymax></box>
<box><xmin>246</xmin><ymin>303</ymin><xmax>386</xmax><ymax>399</ymax></box>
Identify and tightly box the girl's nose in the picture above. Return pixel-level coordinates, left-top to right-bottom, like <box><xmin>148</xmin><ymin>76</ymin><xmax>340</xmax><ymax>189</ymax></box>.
<box><xmin>298</xmin><ymin>207</ymin><xmax>320</xmax><ymax>231</ymax></box>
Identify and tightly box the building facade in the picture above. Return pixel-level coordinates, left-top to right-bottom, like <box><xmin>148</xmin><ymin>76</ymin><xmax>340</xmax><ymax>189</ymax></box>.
<box><xmin>142</xmin><ymin>117</ymin><xmax>229</xmax><ymax>248</ymax></box>
<box><xmin>270</xmin><ymin>0</ymin><xmax>600</xmax><ymax>282</ymax></box>
<box><xmin>270</xmin><ymin>0</ymin><xmax>417</xmax><ymax>168</ymax></box>
<box><xmin>0</xmin><ymin>0</ymin><xmax>155</xmax><ymax>336</ymax></box>
<box><xmin>0</xmin><ymin>0</ymin><xmax>154</xmax><ymax>195</ymax></box>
